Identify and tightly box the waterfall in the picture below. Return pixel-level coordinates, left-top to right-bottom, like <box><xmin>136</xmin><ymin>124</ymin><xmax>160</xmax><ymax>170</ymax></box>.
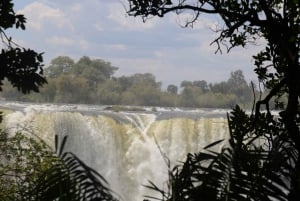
<box><xmin>1</xmin><ymin>102</ymin><xmax>229</xmax><ymax>201</ymax></box>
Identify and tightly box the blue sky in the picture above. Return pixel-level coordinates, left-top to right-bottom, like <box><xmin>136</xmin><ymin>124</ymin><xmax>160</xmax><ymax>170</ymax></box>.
<box><xmin>10</xmin><ymin>0</ymin><xmax>263</xmax><ymax>87</ymax></box>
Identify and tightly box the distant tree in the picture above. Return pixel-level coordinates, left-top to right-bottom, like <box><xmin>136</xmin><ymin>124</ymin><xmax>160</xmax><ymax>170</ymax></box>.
<box><xmin>33</xmin><ymin>56</ymin><xmax>121</xmax><ymax>104</ymax></box>
<box><xmin>73</xmin><ymin>56</ymin><xmax>118</xmax><ymax>81</ymax></box>
<box><xmin>0</xmin><ymin>2</ymin><xmax>118</xmax><ymax>200</ymax></box>
<box><xmin>54</xmin><ymin>75</ymin><xmax>90</xmax><ymax>103</ymax></box>
<box><xmin>127</xmin><ymin>0</ymin><xmax>300</xmax><ymax>200</ymax></box>
<box><xmin>227</xmin><ymin>70</ymin><xmax>247</xmax><ymax>88</ymax></box>
<box><xmin>97</xmin><ymin>79</ymin><xmax>122</xmax><ymax>105</ymax></box>
<box><xmin>227</xmin><ymin>70</ymin><xmax>252</xmax><ymax>103</ymax></box>
<box><xmin>77</xmin><ymin>56</ymin><xmax>92</xmax><ymax>66</ymax></box>
<box><xmin>123</xmin><ymin>84</ymin><xmax>162</xmax><ymax>106</ymax></box>
<box><xmin>209</xmin><ymin>81</ymin><xmax>229</xmax><ymax>94</ymax></box>
<box><xmin>209</xmin><ymin>70</ymin><xmax>253</xmax><ymax>104</ymax></box>
<box><xmin>69</xmin><ymin>56</ymin><xmax>118</xmax><ymax>89</ymax></box>
<box><xmin>167</xmin><ymin>84</ymin><xmax>178</xmax><ymax>94</ymax></box>
<box><xmin>193</xmin><ymin>80</ymin><xmax>209</xmax><ymax>93</ymax></box>
<box><xmin>159</xmin><ymin>91</ymin><xmax>179</xmax><ymax>107</ymax></box>
<box><xmin>181</xmin><ymin>80</ymin><xmax>209</xmax><ymax>93</ymax></box>
<box><xmin>180</xmin><ymin>85</ymin><xmax>202</xmax><ymax>107</ymax></box>
<box><xmin>0</xmin><ymin>80</ymin><xmax>24</xmax><ymax>100</ymax></box>
<box><xmin>116</xmin><ymin>76</ymin><xmax>133</xmax><ymax>91</ymax></box>
<box><xmin>180</xmin><ymin>80</ymin><xmax>193</xmax><ymax>88</ymax></box>
<box><xmin>45</xmin><ymin>56</ymin><xmax>75</xmax><ymax>78</ymax></box>
<box><xmin>38</xmin><ymin>78</ymin><xmax>57</xmax><ymax>102</ymax></box>
<box><xmin>130</xmin><ymin>73</ymin><xmax>162</xmax><ymax>89</ymax></box>
<box><xmin>196</xmin><ymin>92</ymin><xmax>237</xmax><ymax>108</ymax></box>
<box><xmin>120</xmin><ymin>90</ymin><xmax>137</xmax><ymax>105</ymax></box>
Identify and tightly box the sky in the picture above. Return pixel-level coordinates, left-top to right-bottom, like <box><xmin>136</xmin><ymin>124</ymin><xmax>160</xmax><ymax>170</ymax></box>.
<box><xmin>10</xmin><ymin>0</ymin><xmax>264</xmax><ymax>88</ymax></box>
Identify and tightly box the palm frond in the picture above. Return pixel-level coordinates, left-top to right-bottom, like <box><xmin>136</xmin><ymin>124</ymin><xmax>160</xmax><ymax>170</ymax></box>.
<box><xmin>30</xmin><ymin>135</ymin><xmax>119</xmax><ymax>201</ymax></box>
<box><xmin>144</xmin><ymin>105</ymin><xmax>297</xmax><ymax>201</ymax></box>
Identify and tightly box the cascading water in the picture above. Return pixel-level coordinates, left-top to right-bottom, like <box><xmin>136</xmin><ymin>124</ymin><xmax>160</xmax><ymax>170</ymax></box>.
<box><xmin>0</xmin><ymin>102</ymin><xmax>229</xmax><ymax>201</ymax></box>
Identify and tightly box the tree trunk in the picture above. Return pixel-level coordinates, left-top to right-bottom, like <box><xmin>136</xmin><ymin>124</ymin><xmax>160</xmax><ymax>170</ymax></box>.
<box><xmin>282</xmin><ymin>55</ymin><xmax>300</xmax><ymax>201</ymax></box>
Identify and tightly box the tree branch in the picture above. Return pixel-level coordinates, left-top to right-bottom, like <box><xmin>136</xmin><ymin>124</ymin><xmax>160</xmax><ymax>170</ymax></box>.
<box><xmin>255</xmin><ymin>78</ymin><xmax>286</xmax><ymax>120</ymax></box>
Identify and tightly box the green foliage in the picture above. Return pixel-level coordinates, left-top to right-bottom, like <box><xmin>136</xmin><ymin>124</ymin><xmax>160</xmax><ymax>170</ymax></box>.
<box><xmin>1</xmin><ymin>58</ymin><xmax>256</xmax><ymax>108</ymax></box>
<box><xmin>0</xmin><ymin>2</ymin><xmax>118</xmax><ymax>200</ymax></box>
<box><xmin>0</xmin><ymin>130</ymin><xmax>54</xmax><ymax>200</ymax></box>
<box><xmin>30</xmin><ymin>136</ymin><xmax>118</xmax><ymax>201</ymax></box>
<box><xmin>166</xmin><ymin>84</ymin><xmax>178</xmax><ymax>94</ymax></box>
<box><xmin>0</xmin><ymin>1</ymin><xmax>25</xmax><ymax>30</ymax></box>
<box><xmin>54</xmin><ymin>75</ymin><xmax>90</xmax><ymax>103</ymax></box>
<box><xmin>45</xmin><ymin>56</ymin><xmax>75</xmax><ymax>78</ymax></box>
<box><xmin>97</xmin><ymin>80</ymin><xmax>122</xmax><ymax>105</ymax></box>
<box><xmin>0</xmin><ymin>0</ymin><xmax>46</xmax><ymax>94</ymax></box>
<box><xmin>0</xmin><ymin>130</ymin><xmax>118</xmax><ymax>201</ymax></box>
<box><xmin>1</xmin><ymin>0</ymin><xmax>299</xmax><ymax>200</ymax></box>
<box><xmin>145</xmin><ymin>107</ymin><xmax>296</xmax><ymax>201</ymax></box>
<box><xmin>72</xmin><ymin>56</ymin><xmax>118</xmax><ymax>83</ymax></box>
<box><xmin>127</xmin><ymin>0</ymin><xmax>300</xmax><ymax>200</ymax></box>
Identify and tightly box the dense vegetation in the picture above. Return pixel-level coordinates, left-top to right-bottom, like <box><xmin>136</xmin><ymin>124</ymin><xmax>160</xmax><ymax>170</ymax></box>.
<box><xmin>0</xmin><ymin>0</ymin><xmax>299</xmax><ymax>200</ymax></box>
<box><xmin>0</xmin><ymin>1</ymin><xmax>117</xmax><ymax>200</ymax></box>
<box><xmin>127</xmin><ymin>0</ymin><xmax>300</xmax><ymax>201</ymax></box>
<box><xmin>0</xmin><ymin>55</ymin><xmax>255</xmax><ymax>108</ymax></box>
<box><xmin>0</xmin><ymin>129</ymin><xmax>118</xmax><ymax>200</ymax></box>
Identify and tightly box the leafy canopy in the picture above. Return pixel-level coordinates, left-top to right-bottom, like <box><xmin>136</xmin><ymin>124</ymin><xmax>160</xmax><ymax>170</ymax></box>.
<box><xmin>0</xmin><ymin>0</ymin><xmax>46</xmax><ymax>93</ymax></box>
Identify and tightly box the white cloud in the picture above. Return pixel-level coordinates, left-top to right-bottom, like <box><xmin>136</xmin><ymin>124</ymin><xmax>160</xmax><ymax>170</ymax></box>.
<box><xmin>70</xmin><ymin>3</ymin><xmax>82</xmax><ymax>12</ymax></box>
<box><xmin>107</xmin><ymin>3</ymin><xmax>159</xmax><ymax>31</ymax></box>
<box><xmin>154</xmin><ymin>50</ymin><xmax>166</xmax><ymax>58</ymax></box>
<box><xmin>78</xmin><ymin>40</ymin><xmax>90</xmax><ymax>50</ymax></box>
<box><xmin>46</xmin><ymin>36</ymin><xmax>74</xmax><ymax>46</ymax></box>
<box><xmin>94</xmin><ymin>23</ymin><xmax>104</xmax><ymax>32</ymax></box>
<box><xmin>18</xmin><ymin>2</ymin><xmax>71</xmax><ymax>31</ymax></box>
<box><xmin>104</xmin><ymin>44</ymin><xmax>127</xmax><ymax>51</ymax></box>
<box><xmin>12</xmin><ymin>0</ymin><xmax>261</xmax><ymax>86</ymax></box>
<box><xmin>45</xmin><ymin>36</ymin><xmax>90</xmax><ymax>52</ymax></box>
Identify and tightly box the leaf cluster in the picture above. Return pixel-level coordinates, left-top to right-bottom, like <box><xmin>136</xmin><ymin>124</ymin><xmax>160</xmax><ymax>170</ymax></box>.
<box><xmin>0</xmin><ymin>48</ymin><xmax>45</xmax><ymax>93</ymax></box>
<box><xmin>0</xmin><ymin>130</ymin><xmax>119</xmax><ymax>201</ymax></box>
<box><xmin>0</xmin><ymin>0</ymin><xmax>47</xmax><ymax>94</ymax></box>
<box><xmin>127</xmin><ymin>0</ymin><xmax>300</xmax><ymax>200</ymax></box>
<box><xmin>1</xmin><ymin>56</ymin><xmax>256</xmax><ymax>108</ymax></box>
<box><xmin>29</xmin><ymin>136</ymin><xmax>119</xmax><ymax>201</ymax></box>
<box><xmin>0</xmin><ymin>130</ymin><xmax>54</xmax><ymax>200</ymax></box>
<box><xmin>145</xmin><ymin>106</ymin><xmax>297</xmax><ymax>201</ymax></box>
<box><xmin>0</xmin><ymin>0</ymin><xmax>26</xmax><ymax>30</ymax></box>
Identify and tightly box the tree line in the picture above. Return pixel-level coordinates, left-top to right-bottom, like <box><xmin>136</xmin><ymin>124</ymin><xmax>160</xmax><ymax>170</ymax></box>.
<box><xmin>1</xmin><ymin>0</ymin><xmax>299</xmax><ymax>200</ymax></box>
<box><xmin>0</xmin><ymin>1</ymin><xmax>118</xmax><ymax>200</ymax></box>
<box><xmin>0</xmin><ymin>55</ymin><xmax>255</xmax><ymax>108</ymax></box>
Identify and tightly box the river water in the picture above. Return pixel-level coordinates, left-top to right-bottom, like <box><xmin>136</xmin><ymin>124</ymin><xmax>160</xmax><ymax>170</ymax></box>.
<box><xmin>0</xmin><ymin>101</ymin><xmax>229</xmax><ymax>201</ymax></box>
